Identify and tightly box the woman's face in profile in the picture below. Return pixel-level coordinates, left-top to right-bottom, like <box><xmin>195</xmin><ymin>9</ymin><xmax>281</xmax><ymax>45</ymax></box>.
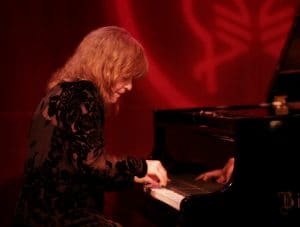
<box><xmin>109</xmin><ymin>76</ymin><xmax>133</xmax><ymax>103</ymax></box>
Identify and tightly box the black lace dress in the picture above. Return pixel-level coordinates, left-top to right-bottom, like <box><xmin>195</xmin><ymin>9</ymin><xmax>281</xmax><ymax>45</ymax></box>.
<box><xmin>13</xmin><ymin>80</ymin><xmax>147</xmax><ymax>226</ymax></box>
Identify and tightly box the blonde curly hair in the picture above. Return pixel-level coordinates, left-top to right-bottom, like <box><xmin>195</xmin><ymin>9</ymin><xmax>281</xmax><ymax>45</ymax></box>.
<box><xmin>47</xmin><ymin>26</ymin><xmax>148</xmax><ymax>103</ymax></box>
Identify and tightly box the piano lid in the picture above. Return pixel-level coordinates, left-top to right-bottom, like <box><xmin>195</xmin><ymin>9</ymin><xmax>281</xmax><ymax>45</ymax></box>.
<box><xmin>268</xmin><ymin>6</ymin><xmax>300</xmax><ymax>102</ymax></box>
<box><xmin>276</xmin><ymin>7</ymin><xmax>300</xmax><ymax>74</ymax></box>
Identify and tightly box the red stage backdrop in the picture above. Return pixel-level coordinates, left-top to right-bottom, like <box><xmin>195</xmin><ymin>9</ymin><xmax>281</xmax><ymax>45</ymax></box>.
<box><xmin>0</xmin><ymin>0</ymin><xmax>299</xmax><ymax>225</ymax></box>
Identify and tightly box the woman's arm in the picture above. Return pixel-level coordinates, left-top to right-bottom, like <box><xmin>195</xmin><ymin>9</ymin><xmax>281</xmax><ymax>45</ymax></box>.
<box><xmin>51</xmin><ymin>82</ymin><xmax>167</xmax><ymax>189</ymax></box>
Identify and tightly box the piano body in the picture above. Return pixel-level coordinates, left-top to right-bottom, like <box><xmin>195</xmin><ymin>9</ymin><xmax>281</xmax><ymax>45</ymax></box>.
<box><xmin>145</xmin><ymin>103</ymin><xmax>300</xmax><ymax>226</ymax></box>
<box><xmin>121</xmin><ymin>7</ymin><xmax>300</xmax><ymax>227</ymax></box>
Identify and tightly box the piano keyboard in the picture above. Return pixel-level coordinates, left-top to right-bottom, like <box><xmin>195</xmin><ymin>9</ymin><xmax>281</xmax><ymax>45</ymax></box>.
<box><xmin>145</xmin><ymin>174</ymin><xmax>225</xmax><ymax>211</ymax></box>
<box><xmin>149</xmin><ymin>187</ymin><xmax>184</xmax><ymax>211</ymax></box>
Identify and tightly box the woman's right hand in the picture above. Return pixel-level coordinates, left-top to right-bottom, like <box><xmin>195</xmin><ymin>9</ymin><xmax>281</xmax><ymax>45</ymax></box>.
<box><xmin>134</xmin><ymin>160</ymin><xmax>168</xmax><ymax>187</ymax></box>
<box><xmin>196</xmin><ymin>157</ymin><xmax>235</xmax><ymax>184</ymax></box>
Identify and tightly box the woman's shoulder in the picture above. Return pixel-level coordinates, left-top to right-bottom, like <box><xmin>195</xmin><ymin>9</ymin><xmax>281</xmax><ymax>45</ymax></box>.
<box><xmin>45</xmin><ymin>80</ymin><xmax>100</xmax><ymax>101</ymax></box>
<box><xmin>60</xmin><ymin>80</ymin><xmax>98</xmax><ymax>94</ymax></box>
<box><xmin>46</xmin><ymin>80</ymin><xmax>103</xmax><ymax>117</ymax></box>
<box><xmin>47</xmin><ymin>80</ymin><xmax>102</xmax><ymax>108</ymax></box>
<box><xmin>47</xmin><ymin>80</ymin><xmax>98</xmax><ymax>97</ymax></box>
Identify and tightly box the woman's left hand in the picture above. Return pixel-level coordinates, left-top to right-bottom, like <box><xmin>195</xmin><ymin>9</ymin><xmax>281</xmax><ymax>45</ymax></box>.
<box><xmin>134</xmin><ymin>160</ymin><xmax>168</xmax><ymax>187</ymax></box>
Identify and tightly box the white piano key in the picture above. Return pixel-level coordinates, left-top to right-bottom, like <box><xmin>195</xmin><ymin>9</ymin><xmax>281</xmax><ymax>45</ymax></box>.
<box><xmin>150</xmin><ymin>187</ymin><xmax>185</xmax><ymax>211</ymax></box>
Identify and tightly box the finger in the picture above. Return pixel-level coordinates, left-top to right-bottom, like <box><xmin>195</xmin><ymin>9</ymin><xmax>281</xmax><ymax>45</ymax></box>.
<box><xmin>157</xmin><ymin>166</ymin><xmax>168</xmax><ymax>186</ymax></box>
<box><xmin>152</xmin><ymin>162</ymin><xmax>168</xmax><ymax>186</ymax></box>
<box><xmin>196</xmin><ymin>170</ymin><xmax>222</xmax><ymax>181</ymax></box>
<box><xmin>202</xmin><ymin>174</ymin><xmax>209</xmax><ymax>181</ymax></box>
<box><xmin>196</xmin><ymin>173</ymin><xmax>211</xmax><ymax>181</ymax></box>
<box><xmin>216</xmin><ymin>176</ymin><xmax>226</xmax><ymax>184</ymax></box>
<box><xmin>144</xmin><ymin>175</ymin><xmax>160</xmax><ymax>187</ymax></box>
<box><xmin>196</xmin><ymin>172</ymin><xmax>211</xmax><ymax>181</ymax></box>
<box><xmin>153</xmin><ymin>170</ymin><xmax>167</xmax><ymax>187</ymax></box>
<box><xmin>134</xmin><ymin>176</ymin><xmax>143</xmax><ymax>184</ymax></box>
<box><xmin>195</xmin><ymin>174</ymin><xmax>204</xmax><ymax>180</ymax></box>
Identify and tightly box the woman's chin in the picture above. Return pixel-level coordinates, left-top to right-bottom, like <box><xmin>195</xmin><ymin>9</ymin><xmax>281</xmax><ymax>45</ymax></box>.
<box><xmin>108</xmin><ymin>96</ymin><xmax>119</xmax><ymax>104</ymax></box>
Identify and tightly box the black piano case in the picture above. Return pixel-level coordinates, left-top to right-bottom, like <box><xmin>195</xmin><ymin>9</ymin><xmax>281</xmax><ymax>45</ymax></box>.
<box><xmin>148</xmin><ymin>9</ymin><xmax>300</xmax><ymax>225</ymax></box>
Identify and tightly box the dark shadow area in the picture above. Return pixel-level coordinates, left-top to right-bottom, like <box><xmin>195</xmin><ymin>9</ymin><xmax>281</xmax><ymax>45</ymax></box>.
<box><xmin>0</xmin><ymin>177</ymin><xmax>23</xmax><ymax>227</ymax></box>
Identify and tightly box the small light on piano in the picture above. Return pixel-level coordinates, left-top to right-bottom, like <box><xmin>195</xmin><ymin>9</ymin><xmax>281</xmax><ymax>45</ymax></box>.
<box><xmin>269</xmin><ymin>120</ymin><xmax>283</xmax><ymax>129</ymax></box>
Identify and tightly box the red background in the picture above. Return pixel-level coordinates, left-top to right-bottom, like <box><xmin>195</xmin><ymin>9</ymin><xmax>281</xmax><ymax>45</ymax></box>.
<box><xmin>1</xmin><ymin>0</ymin><xmax>299</xmax><ymax>225</ymax></box>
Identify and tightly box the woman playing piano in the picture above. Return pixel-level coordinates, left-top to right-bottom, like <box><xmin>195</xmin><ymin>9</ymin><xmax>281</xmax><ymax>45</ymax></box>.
<box><xmin>13</xmin><ymin>26</ymin><xmax>168</xmax><ymax>227</ymax></box>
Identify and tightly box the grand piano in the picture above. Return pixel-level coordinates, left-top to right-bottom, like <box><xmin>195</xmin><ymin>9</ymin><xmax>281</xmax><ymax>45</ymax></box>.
<box><xmin>125</xmin><ymin>7</ymin><xmax>300</xmax><ymax>227</ymax></box>
<box><xmin>144</xmin><ymin>102</ymin><xmax>300</xmax><ymax>226</ymax></box>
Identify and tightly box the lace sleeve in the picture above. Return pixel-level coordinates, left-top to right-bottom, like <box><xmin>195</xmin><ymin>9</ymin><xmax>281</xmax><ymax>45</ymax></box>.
<box><xmin>48</xmin><ymin>81</ymin><xmax>147</xmax><ymax>189</ymax></box>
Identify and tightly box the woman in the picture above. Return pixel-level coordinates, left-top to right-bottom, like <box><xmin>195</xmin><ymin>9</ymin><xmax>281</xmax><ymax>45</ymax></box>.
<box><xmin>13</xmin><ymin>26</ymin><xmax>168</xmax><ymax>226</ymax></box>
